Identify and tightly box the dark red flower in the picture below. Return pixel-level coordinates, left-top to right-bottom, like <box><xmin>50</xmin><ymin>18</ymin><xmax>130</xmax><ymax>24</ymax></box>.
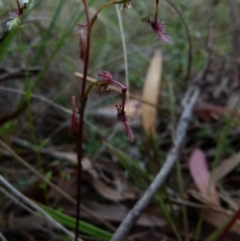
<box><xmin>116</xmin><ymin>105</ymin><xmax>134</xmax><ymax>142</ymax></box>
<box><xmin>98</xmin><ymin>71</ymin><xmax>127</xmax><ymax>90</ymax></box>
<box><xmin>98</xmin><ymin>71</ymin><xmax>133</xmax><ymax>141</ymax></box>
<box><xmin>147</xmin><ymin>17</ymin><xmax>172</xmax><ymax>44</ymax></box>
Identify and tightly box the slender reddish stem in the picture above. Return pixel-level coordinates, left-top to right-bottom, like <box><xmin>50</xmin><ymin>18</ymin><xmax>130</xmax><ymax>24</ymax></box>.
<box><xmin>121</xmin><ymin>89</ymin><xmax>127</xmax><ymax>113</ymax></box>
<box><xmin>155</xmin><ymin>0</ymin><xmax>159</xmax><ymax>23</ymax></box>
<box><xmin>74</xmin><ymin>132</ymin><xmax>82</xmax><ymax>241</ymax></box>
<box><xmin>16</xmin><ymin>0</ymin><xmax>21</xmax><ymax>13</ymax></box>
<box><xmin>216</xmin><ymin>207</ymin><xmax>240</xmax><ymax>241</ymax></box>
<box><xmin>74</xmin><ymin>13</ymin><xmax>96</xmax><ymax>241</ymax></box>
<box><xmin>74</xmin><ymin>2</ymin><xmax>115</xmax><ymax>240</ymax></box>
<box><xmin>82</xmin><ymin>0</ymin><xmax>90</xmax><ymax>25</ymax></box>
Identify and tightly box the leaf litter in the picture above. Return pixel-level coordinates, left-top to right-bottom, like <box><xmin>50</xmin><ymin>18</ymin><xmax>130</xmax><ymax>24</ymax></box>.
<box><xmin>2</xmin><ymin>1</ymin><xmax>240</xmax><ymax>241</ymax></box>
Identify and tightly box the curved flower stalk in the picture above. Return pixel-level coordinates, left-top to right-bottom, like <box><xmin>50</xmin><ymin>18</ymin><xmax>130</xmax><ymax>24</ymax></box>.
<box><xmin>70</xmin><ymin>71</ymin><xmax>134</xmax><ymax>141</ymax></box>
<box><xmin>98</xmin><ymin>71</ymin><xmax>134</xmax><ymax>141</ymax></box>
<box><xmin>147</xmin><ymin>0</ymin><xmax>172</xmax><ymax>44</ymax></box>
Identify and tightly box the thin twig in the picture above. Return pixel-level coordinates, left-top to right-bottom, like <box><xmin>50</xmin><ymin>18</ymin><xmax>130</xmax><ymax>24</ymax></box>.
<box><xmin>0</xmin><ymin>175</ymin><xmax>81</xmax><ymax>241</ymax></box>
<box><xmin>111</xmin><ymin>86</ymin><xmax>200</xmax><ymax>241</ymax></box>
<box><xmin>0</xmin><ymin>186</ymin><xmax>36</xmax><ymax>215</ymax></box>
<box><xmin>0</xmin><ymin>232</ymin><xmax>8</xmax><ymax>241</ymax></box>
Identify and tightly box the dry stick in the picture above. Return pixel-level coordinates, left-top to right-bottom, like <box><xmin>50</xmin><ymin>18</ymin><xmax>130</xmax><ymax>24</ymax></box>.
<box><xmin>0</xmin><ymin>232</ymin><xmax>8</xmax><ymax>241</ymax></box>
<box><xmin>0</xmin><ymin>139</ymin><xmax>116</xmax><ymax>232</ymax></box>
<box><xmin>0</xmin><ymin>186</ymin><xmax>38</xmax><ymax>215</ymax></box>
<box><xmin>0</xmin><ymin>175</ymin><xmax>81</xmax><ymax>241</ymax></box>
<box><xmin>111</xmin><ymin>86</ymin><xmax>200</xmax><ymax>241</ymax></box>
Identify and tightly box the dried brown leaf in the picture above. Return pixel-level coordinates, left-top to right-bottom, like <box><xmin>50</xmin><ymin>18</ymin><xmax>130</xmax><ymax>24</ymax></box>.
<box><xmin>91</xmin><ymin>177</ymin><xmax>138</xmax><ymax>201</ymax></box>
<box><xmin>86</xmin><ymin>163</ymin><xmax>139</xmax><ymax>201</ymax></box>
<box><xmin>142</xmin><ymin>50</ymin><xmax>162</xmax><ymax>135</ymax></box>
<box><xmin>212</xmin><ymin>151</ymin><xmax>240</xmax><ymax>181</ymax></box>
<box><xmin>189</xmin><ymin>190</ymin><xmax>240</xmax><ymax>235</ymax></box>
<box><xmin>44</xmin><ymin>150</ymin><xmax>92</xmax><ymax>171</ymax></box>
<box><xmin>195</xmin><ymin>104</ymin><xmax>240</xmax><ymax>121</ymax></box>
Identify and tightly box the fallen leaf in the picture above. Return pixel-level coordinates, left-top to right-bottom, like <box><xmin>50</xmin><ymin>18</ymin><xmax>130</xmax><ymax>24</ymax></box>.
<box><xmin>42</xmin><ymin>150</ymin><xmax>92</xmax><ymax>171</ymax></box>
<box><xmin>188</xmin><ymin>149</ymin><xmax>220</xmax><ymax>206</ymax></box>
<box><xmin>189</xmin><ymin>189</ymin><xmax>240</xmax><ymax>235</ymax></box>
<box><xmin>204</xmin><ymin>209</ymin><xmax>240</xmax><ymax>235</ymax></box>
<box><xmin>142</xmin><ymin>50</ymin><xmax>162</xmax><ymax>135</ymax></box>
<box><xmin>90</xmin><ymin>177</ymin><xmax>138</xmax><ymax>201</ymax></box>
<box><xmin>45</xmin><ymin>150</ymin><xmax>138</xmax><ymax>201</ymax></box>
<box><xmin>218</xmin><ymin>185</ymin><xmax>239</xmax><ymax>211</ymax></box>
<box><xmin>212</xmin><ymin>151</ymin><xmax>240</xmax><ymax>181</ymax></box>
<box><xmin>195</xmin><ymin>104</ymin><xmax>240</xmax><ymax>121</ymax></box>
<box><xmin>87</xmin><ymin>165</ymin><xmax>139</xmax><ymax>201</ymax></box>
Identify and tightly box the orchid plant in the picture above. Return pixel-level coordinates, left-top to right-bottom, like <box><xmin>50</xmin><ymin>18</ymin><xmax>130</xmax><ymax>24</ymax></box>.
<box><xmin>7</xmin><ymin>0</ymin><xmax>172</xmax><ymax>240</ymax></box>
<box><xmin>72</xmin><ymin>0</ymin><xmax>171</xmax><ymax>240</ymax></box>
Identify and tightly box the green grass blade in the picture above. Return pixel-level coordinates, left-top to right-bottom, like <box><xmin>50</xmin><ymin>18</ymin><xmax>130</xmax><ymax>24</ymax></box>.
<box><xmin>40</xmin><ymin>204</ymin><xmax>113</xmax><ymax>241</ymax></box>
<box><xmin>156</xmin><ymin>192</ymin><xmax>182</xmax><ymax>241</ymax></box>
<box><xmin>31</xmin><ymin>9</ymin><xmax>80</xmax><ymax>91</ymax></box>
<box><xmin>0</xmin><ymin>28</ymin><xmax>18</xmax><ymax>60</ymax></box>
<box><xmin>34</xmin><ymin>0</ymin><xmax>67</xmax><ymax>64</ymax></box>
